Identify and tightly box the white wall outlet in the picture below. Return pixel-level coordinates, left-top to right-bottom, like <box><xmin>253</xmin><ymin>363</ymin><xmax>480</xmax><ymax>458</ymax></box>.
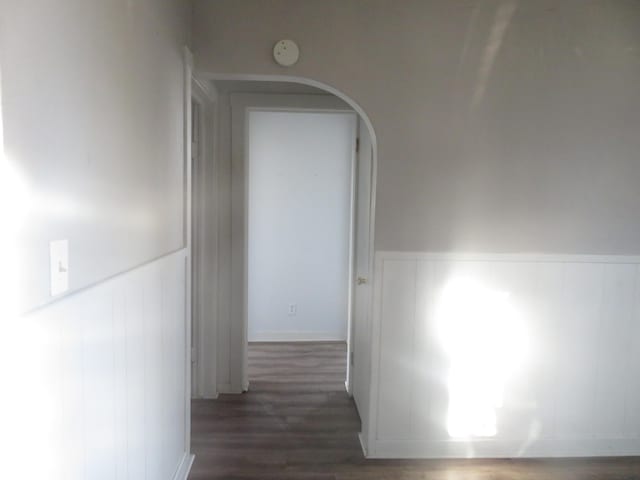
<box><xmin>50</xmin><ymin>239</ymin><xmax>69</xmax><ymax>296</ymax></box>
<box><xmin>288</xmin><ymin>304</ymin><xmax>297</xmax><ymax>316</ymax></box>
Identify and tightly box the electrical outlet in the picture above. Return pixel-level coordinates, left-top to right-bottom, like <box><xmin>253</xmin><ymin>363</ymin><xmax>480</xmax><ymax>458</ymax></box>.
<box><xmin>288</xmin><ymin>304</ymin><xmax>297</xmax><ymax>316</ymax></box>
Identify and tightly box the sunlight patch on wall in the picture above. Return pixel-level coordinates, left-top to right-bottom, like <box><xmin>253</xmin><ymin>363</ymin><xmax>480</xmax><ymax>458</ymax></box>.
<box><xmin>437</xmin><ymin>278</ymin><xmax>527</xmax><ymax>438</ymax></box>
<box><xmin>0</xmin><ymin>64</ymin><xmax>60</xmax><ymax>480</ymax></box>
<box><xmin>0</xmin><ymin>66</ymin><xmax>23</xmax><ymax>320</ymax></box>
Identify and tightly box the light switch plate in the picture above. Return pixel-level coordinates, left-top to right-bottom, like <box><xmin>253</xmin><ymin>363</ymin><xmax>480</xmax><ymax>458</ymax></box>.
<box><xmin>50</xmin><ymin>239</ymin><xmax>69</xmax><ymax>296</ymax></box>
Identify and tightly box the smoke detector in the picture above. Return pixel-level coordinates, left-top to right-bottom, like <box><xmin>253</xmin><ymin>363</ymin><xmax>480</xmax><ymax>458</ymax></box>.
<box><xmin>273</xmin><ymin>40</ymin><xmax>299</xmax><ymax>67</ymax></box>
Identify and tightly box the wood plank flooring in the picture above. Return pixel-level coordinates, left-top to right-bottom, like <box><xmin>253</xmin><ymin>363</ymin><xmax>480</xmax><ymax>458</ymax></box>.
<box><xmin>190</xmin><ymin>342</ymin><xmax>640</xmax><ymax>479</ymax></box>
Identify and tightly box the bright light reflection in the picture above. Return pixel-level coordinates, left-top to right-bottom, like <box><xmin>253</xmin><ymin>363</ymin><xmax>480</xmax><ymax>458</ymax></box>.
<box><xmin>0</xmin><ymin>64</ymin><xmax>59</xmax><ymax>480</ymax></box>
<box><xmin>438</xmin><ymin>278</ymin><xmax>527</xmax><ymax>439</ymax></box>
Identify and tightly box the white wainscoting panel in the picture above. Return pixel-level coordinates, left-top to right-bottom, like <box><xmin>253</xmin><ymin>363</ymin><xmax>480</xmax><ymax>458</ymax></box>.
<box><xmin>8</xmin><ymin>250</ymin><xmax>191</xmax><ymax>479</ymax></box>
<box><xmin>368</xmin><ymin>251</ymin><xmax>640</xmax><ymax>458</ymax></box>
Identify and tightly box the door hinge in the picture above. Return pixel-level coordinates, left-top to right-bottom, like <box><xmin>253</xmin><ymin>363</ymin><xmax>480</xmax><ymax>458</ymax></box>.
<box><xmin>191</xmin><ymin>346</ymin><xmax>197</xmax><ymax>364</ymax></box>
<box><xmin>350</xmin><ymin>350</ymin><xmax>354</xmax><ymax>365</ymax></box>
<box><xmin>355</xmin><ymin>137</ymin><xmax>360</xmax><ymax>154</ymax></box>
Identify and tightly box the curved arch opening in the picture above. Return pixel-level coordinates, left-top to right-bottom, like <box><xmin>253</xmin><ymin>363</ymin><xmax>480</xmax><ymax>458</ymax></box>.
<box><xmin>204</xmin><ymin>73</ymin><xmax>378</xmax><ymax>156</ymax></box>
<box><xmin>189</xmin><ymin>73</ymin><xmax>379</xmax><ymax>453</ymax></box>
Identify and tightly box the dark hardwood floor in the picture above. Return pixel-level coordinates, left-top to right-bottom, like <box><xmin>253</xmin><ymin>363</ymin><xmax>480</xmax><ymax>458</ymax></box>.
<box><xmin>190</xmin><ymin>342</ymin><xmax>640</xmax><ymax>479</ymax></box>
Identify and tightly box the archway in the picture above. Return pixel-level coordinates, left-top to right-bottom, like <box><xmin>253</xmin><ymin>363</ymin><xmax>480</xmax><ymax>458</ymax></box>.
<box><xmin>191</xmin><ymin>73</ymin><xmax>379</xmax><ymax>452</ymax></box>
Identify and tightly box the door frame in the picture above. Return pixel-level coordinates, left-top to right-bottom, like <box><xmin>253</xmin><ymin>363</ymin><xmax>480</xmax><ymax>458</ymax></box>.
<box><xmin>229</xmin><ymin>93</ymin><xmax>361</xmax><ymax>393</ymax></box>
<box><xmin>190</xmin><ymin>77</ymin><xmax>219</xmax><ymax>399</ymax></box>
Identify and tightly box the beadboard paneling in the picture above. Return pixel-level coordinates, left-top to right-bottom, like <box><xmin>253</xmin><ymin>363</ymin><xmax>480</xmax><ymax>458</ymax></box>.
<box><xmin>12</xmin><ymin>251</ymin><xmax>190</xmax><ymax>479</ymax></box>
<box><xmin>368</xmin><ymin>252</ymin><xmax>640</xmax><ymax>458</ymax></box>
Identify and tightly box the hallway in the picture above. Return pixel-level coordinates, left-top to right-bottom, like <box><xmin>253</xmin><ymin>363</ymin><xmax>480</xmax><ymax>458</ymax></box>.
<box><xmin>189</xmin><ymin>343</ymin><xmax>640</xmax><ymax>480</ymax></box>
<box><xmin>189</xmin><ymin>342</ymin><xmax>363</xmax><ymax>479</ymax></box>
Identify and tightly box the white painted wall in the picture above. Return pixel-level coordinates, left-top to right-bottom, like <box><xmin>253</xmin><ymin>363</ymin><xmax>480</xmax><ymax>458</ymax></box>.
<box><xmin>247</xmin><ymin>111</ymin><xmax>356</xmax><ymax>342</ymax></box>
<box><xmin>369</xmin><ymin>251</ymin><xmax>640</xmax><ymax>458</ymax></box>
<box><xmin>0</xmin><ymin>0</ymin><xmax>189</xmax><ymax>312</ymax></box>
<box><xmin>0</xmin><ymin>1</ymin><xmax>192</xmax><ymax>478</ymax></box>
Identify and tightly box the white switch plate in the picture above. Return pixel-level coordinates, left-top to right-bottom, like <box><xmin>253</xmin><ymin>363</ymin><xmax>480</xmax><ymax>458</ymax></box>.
<box><xmin>50</xmin><ymin>239</ymin><xmax>69</xmax><ymax>296</ymax></box>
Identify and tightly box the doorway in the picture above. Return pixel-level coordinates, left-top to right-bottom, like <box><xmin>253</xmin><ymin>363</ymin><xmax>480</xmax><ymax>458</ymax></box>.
<box><xmin>246</xmin><ymin>108</ymin><xmax>355</xmax><ymax>392</ymax></box>
<box><xmin>228</xmin><ymin>93</ymin><xmax>371</xmax><ymax>394</ymax></box>
<box><xmin>247</xmin><ymin>110</ymin><xmax>355</xmax><ymax>343</ymax></box>
<box><xmin>188</xmin><ymin>78</ymin><xmax>377</xmax><ymax>461</ymax></box>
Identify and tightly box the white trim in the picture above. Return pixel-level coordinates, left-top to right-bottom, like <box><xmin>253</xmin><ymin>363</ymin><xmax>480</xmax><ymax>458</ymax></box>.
<box><xmin>216</xmin><ymin>382</ymin><xmax>233</xmax><ymax>394</ymax></box>
<box><xmin>366</xmin><ymin>135</ymin><xmax>378</xmax><ymax>455</ymax></box>
<box><xmin>358</xmin><ymin>432</ymin><xmax>369</xmax><ymax>457</ymax></box>
<box><xmin>217</xmin><ymin>381</ymin><xmax>251</xmax><ymax>395</ymax></box>
<box><xmin>19</xmin><ymin>247</ymin><xmax>188</xmax><ymax>316</ymax></box>
<box><xmin>375</xmin><ymin>250</ymin><xmax>640</xmax><ymax>264</ymax></box>
<box><xmin>200</xmin><ymin>74</ymin><xmax>379</xmax><ymax>153</ymax></box>
<box><xmin>248</xmin><ymin>331</ymin><xmax>348</xmax><ymax>342</ymax></box>
<box><xmin>196</xmin><ymin>392</ymin><xmax>219</xmax><ymax>400</ymax></box>
<box><xmin>366</xmin><ymin>252</ymin><xmax>385</xmax><ymax>456</ymax></box>
<box><xmin>182</xmin><ymin>44</ymin><xmax>194</xmax><ymax>464</ymax></box>
<box><xmin>345</xmin><ymin>115</ymin><xmax>358</xmax><ymax>396</ymax></box>
<box><xmin>193</xmin><ymin>73</ymin><xmax>218</xmax><ymax>103</ymax></box>
<box><xmin>190</xmin><ymin>74</ymin><xmax>219</xmax><ymax>400</ymax></box>
<box><xmin>230</xmin><ymin>93</ymin><xmax>352</xmax><ymax>112</ymax></box>
<box><xmin>171</xmin><ymin>452</ymin><xmax>195</xmax><ymax>480</ymax></box>
<box><xmin>369</xmin><ymin>439</ymin><xmax>640</xmax><ymax>459</ymax></box>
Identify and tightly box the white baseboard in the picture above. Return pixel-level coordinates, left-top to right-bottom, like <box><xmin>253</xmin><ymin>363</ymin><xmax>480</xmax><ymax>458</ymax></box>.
<box><xmin>358</xmin><ymin>432</ymin><xmax>369</xmax><ymax>457</ymax></box>
<box><xmin>172</xmin><ymin>452</ymin><xmax>195</xmax><ymax>480</ymax></box>
<box><xmin>217</xmin><ymin>382</ymin><xmax>247</xmax><ymax>394</ymax></box>
<box><xmin>368</xmin><ymin>438</ymin><xmax>640</xmax><ymax>459</ymax></box>
<box><xmin>217</xmin><ymin>382</ymin><xmax>231</xmax><ymax>392</ymax></box>
<box><xmin>248</xmin><ymin>331</ymin><xmax>347</xmax><ymax>342</ymax></box>
<box><xmin>192</xmin><ymin>393</ymin><xmax>218</xmax><ymax>400</ymax></box>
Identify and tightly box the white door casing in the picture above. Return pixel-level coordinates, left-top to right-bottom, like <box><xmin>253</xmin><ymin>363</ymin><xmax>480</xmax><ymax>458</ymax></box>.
<box><xmin>190</xmin><ymin>76</ymin><xmax>219</xmax><ymax>400</ymax></box>
<box><xmin>351</xmin><ymin>118</ymin><xmax>374</xmax><ymax>441</ymax></box>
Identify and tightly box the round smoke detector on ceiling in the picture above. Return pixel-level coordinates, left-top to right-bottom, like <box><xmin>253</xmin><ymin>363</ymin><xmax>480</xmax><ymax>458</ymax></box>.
<box><xmin>273</xmin><ymin>39</ymin><xmax>299</xmax><ymax>67</ymax></box>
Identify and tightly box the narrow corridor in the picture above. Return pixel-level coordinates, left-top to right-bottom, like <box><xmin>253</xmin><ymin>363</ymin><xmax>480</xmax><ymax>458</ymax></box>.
<box><xmin>190</xmin><ymin>342</ymin><xmax>363</xmax><ymax>479</ymax></box>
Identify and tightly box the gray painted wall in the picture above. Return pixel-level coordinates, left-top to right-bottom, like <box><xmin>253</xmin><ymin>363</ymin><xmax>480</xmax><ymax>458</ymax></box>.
<box><xmin>193</xmin><ymin>0</ymin><xmax>640</xmax><ymax>254</ymax></box>
<box><xmin>1</xmin><ymin>0</ymin><xmax>190</xmax><ymax>311</ymax></box>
